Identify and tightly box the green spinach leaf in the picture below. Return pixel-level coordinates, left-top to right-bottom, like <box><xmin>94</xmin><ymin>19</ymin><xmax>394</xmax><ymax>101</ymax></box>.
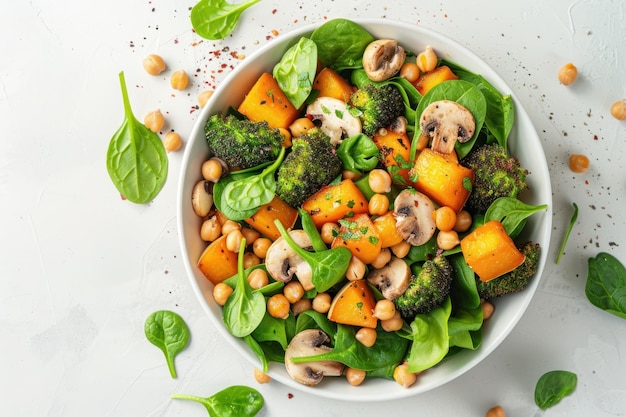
<box><xmin>273</xmin><ymin>37</ymin><xmax>317</xmax><ymax>109</ymax></box>
<box><xmin>106</xmin><ymin>72</ymin><xmax>168</xmax><ymax>204</ymax></box>
<box><xmin>586</xmin><ymin>252</ymin><xmax>626</xmax><ymax>319</ymax></box>
<box><xmin>172</xmin><ymin>385</ymin><xmax>264</xmax><ymax>417</ymax></box>
<box><xmin>556</xmin><ymin>202</ymin><xmax>578</xmax><ymax>264</ymax></box>
<box><xmin>190</xmin><ymin>0</ymin><xmax>261</xmax><ymax>40</ymax></box>
<box><xmin>310</xmin><ymin>18</ymin><xmax>374</xmax><ymax>70</ymax></box>
<box><xmin>336</xmin><ymin>133</ymin><xmax>380</xmax><ymax>173</ymax></box>
<box><xmin>484</xmin><ymin>197</ymin><xmax>548</xmax><ymax>236</ymax></box>
<box><xmin>298</xmin><ymin>208</ymin><xmax>328</xmax><ymax>252</ymax></box>
<box><xmin>534</xmin><ymin>370</ymin><xmax>577</xmax><ymax>410</ymax></box>
<box><xmin>144</xmin><ymin>310</ymin><xmax>190</xmax><ymax>378</ymax></box>
<box><xmin>223</xmin><ymin>239</ymin><xmax>266</xmax><ymax>337</ymax></box>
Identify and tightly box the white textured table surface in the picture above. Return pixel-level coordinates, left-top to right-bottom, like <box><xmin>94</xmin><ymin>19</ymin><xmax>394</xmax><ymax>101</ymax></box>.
<box><xmin>1</xmin><ymin>1</ymin><xmax>625</xmax><ymax>416</ymax></box>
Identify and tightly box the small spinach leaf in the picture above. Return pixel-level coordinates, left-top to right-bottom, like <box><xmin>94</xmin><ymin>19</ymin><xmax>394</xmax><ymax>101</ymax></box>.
<box><xmin>484</xmin><ymin>197</ymin><xmax>548</xmax><ymax>236</ymax></box>
<box><xmin>106</xmin><ymin>72</ymin><xmax>168</xmax><ymax>204</ymax></box>
<box><xmin>534</xmin><ymin>370</ymin><xmax>577</xmax><ymax>410</ymax></box>
<box><xmin>336</xmin><ymin>133</ymin><xmax>380</xmax><ymax>173</ymax></box>
<box><xmin>190</xmin><ymin>0</ymin><xmax>261</xmax><ymax>40</ymax></box>
<box><xmin>585</xmin><ymin>252</ymin><xmax>626</xmax><ymax>320</ymax></box>
<box><xmin>273</xmin><ymin>37</ymin><xmax>317</xmax><ymax>109</ymax></box>
<box><xmin>144</xmin><ymin>310</ymin><xmax>190</xmax><ymax>378</ymax></box>
<box><xmin>172</xmin><ymin>385</ymin><xmax>264</xmax><ymax>417</ymax></box>
<box><xmin>556</xmin><ymin>202</ymin><xmax>578</xmax><ymax>264</ymax></box>
<box><xmin>310</xmin><ymin>18</ymin><xmax>374</xmax><ymax>70</ymax></box>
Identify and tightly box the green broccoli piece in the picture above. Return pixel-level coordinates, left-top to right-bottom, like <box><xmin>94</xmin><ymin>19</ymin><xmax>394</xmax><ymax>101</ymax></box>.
<box><xmin>393</xmin><ymin>255</ymin><xmax>454</xmax><ymax>320</ymax></box>
<box><xmin>461</xmin><ymin>143</ymin><xmax>529</xmax><ymax>214</ymax></box>
<box><xmin>204</xmin><ymin>113</ymin><xmax>284</xmax><ymax>169</ymax></box>
<box><xmin>350</xmin><ymin>83</ymin><xmax>405</xmax><ymax>136</ymax></box>
<box><xmin>476</xmin><ymin>242</ymin><xmax>541</xmax><ymax>299</ymax></box>
<box><xmin>276</xmin><ymin>129</ymin><xmax>343</xmax><ymax>207</ymax></box>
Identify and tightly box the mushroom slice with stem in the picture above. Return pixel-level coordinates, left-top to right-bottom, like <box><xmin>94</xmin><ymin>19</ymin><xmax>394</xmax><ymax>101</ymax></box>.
<box><xmin>265</xmin><ymin>229</ymin><xmax>314</xmax><ymax>291</ymax></box>
<box><xmin>284</xmin><ymin>329</ymin><xmax>344</xmax><ymax>386</ymax></box>
<box><xmin>420</xmin><ymin>100</ymin><xmax>475</xmax><ymax>154</ymax></box>
<box><xmin>306</xmin><ymin>96</ymin><xmax>362</xmax><ymax>146</ymax></box>
<box><xmin>366</xmin><ymin>256</ymin><xmax>412</xmax><ymax>300</ymax></box>
<box><xmin>393</xmin><ymin>189</ymin><xmax>436</xmax><ymax>246</ymax></box>
<box><xmin>362</xmin><ymin>39</ymin><xmax>406</xmax><ymax>82</ymax></box>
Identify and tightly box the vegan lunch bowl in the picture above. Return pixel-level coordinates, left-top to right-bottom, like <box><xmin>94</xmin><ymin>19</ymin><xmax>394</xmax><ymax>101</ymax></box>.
<box><xmin>177</xmin><ymin>18</ymin><xmax>552</xmax><ymax>401</ymax></box>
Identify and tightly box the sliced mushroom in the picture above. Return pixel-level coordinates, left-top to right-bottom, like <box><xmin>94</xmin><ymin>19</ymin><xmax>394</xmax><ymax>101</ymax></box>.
<box><xmin>306</xmin><ymin>96</ymin><xmax>362</xmax><ymax>146</ymax></box>
<box><xmin>284</xmin><ymin>329</ymin><xmax>344</xmax><ymax>386</ymax></box>
<box><xmin>366</xmin><ymin>256</ymin><xmax>412</xmax><ymax>300</ymax></box>
<box><xmin>420</xmin><ymin>100</ymin><xmax>475</xmax><ymax>154</ymax></box>
<box><xmin>393</xmin><ymin>189</ymin><xmax>436</xmax><ymax>246</ymax></box>
<box><xmin>362</xmin><ymin>39</ymin><xmax>406</xmax><ymax>82</ymax></box>
<box><xmin>264</xmin><ymin>229</ymin><xmax>314</xmax><ymax>290</ymax></box>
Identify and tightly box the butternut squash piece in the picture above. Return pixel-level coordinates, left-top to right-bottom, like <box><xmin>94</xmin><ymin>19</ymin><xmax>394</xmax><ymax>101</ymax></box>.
<box><xmin>237</xmin><ymin>72</ymin><xmax>300</xmax><ymax>129</ymax></box>
<box><xmin>331</xmin><ymin>213</ymin><xmax>382</xmax><ymax>265</ymax></box>
<box><xmin>197</xmin><ymin>235</ymin><xmax>238</xmax><ymax>284</ymax></box>
<box><xmin>414</xmin><ymin>65</ymin><xmax>459</xmax><ymax>95</ymax></box>
<box><xmin>328</xmin><ymin>279</ymin><xmax>378</xmax><ymax>328</ymax></box>
<box><xmin>373</xmin><ymin>126</ymin><xmax>412</xmax><ymax>184</ymax></box>
<box><xmin>372</xmin><ymin>211</ymin><xmax>404</xmax><ymax>248</ymax></box>
<box><xmin>301</xmin><ymin>179</ymin><xmax>369</xmax><ymax>229</ymax></box>
<box><xmin>410</xmin><ymin>148</ymin><xmax>474</xmax><ymax>212</ymax></box>
<box><xmin>313</xmin><ymin>67</ymin><xmax>355</xmax><ymax>102</ymax></box>
<box><xmin>460</xmin><ymin>220</ymin><xmax>526</xmax><ymax>282</ymax></box>
<box><xmin>245</xmin><ymin>195</ymin><xmax>298</xmax><ymax>240</ymax></box>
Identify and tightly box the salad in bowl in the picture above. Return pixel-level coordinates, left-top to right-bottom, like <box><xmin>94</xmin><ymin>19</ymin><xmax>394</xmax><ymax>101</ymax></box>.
<box><xmin>178</xmin><ymin>18</ymin><xmax>552</xmax><ymax>401</ymax></box>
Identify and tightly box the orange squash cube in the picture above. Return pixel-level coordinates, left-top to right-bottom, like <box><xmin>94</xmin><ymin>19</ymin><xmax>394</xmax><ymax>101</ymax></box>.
<box><xmin>327</xmin><ymin>279</ymin><xmax>378</xmax><ymax>329</ymax></box>
<box><xmin>238</xmin><ymin>72</ymin><xmax>300</xmax><ymax>129</ymax></box>
<box><xmin>197</xmin><ymin>235</ymin><xmax>238</xmax><ymax>285</ymax></box>
<box><xmin>331</xmin><ymin>213</ymin><xmax>382</xmax><ymax>265</ymax></box>
<box><xmin>301</xmin><ymin>179</ymin><xmax>369</xmax><ymax>229</ymax></box>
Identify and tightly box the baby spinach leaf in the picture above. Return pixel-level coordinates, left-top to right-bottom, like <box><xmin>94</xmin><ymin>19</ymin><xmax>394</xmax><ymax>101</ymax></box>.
<box><xmin>295</xmin><ymin>309</ymin><xmax>338</xmax><ymax>337</ymax></box>
<box><xmin>144</xmin><ymin>310</ymin><xmax>190</xmax><ymax>378</ymax></box>
<box><xmin>556</xmin><ymin>202</ymin><xmax>578</xmax><ymax>264</ymax></box>
<box><xmin>273</xmin><ymin>37</ymin><xmax>317</xmax><ymax>109</ymax></box>
<box><xmin>172</xmin><ymin>385</ymin><xmax>264</xmax><ymax>417</ymax></box>
<box><xmin>190</xmin><ymin>0</ymin><xmax>261</xmax><ymax>40</ymax></box>
<box><xmin>223</xmin><ymin>239</ymin><xmax>266</xmax><ymax>337</ymax></box>
<box><xmin>310</xmin><ymin>18</ymin><xmax>374</xmax><ymax>70</ymax></box>
<box><xmin>274</xmin><ymin>219</ymin><xmax>352</xmax><ymax>293</ymax></box>
<box><xmin>298</xmin><ymin>208</ymin><xmax>328</xmax><ymax>252</ymax></box>
<box><xmin>534</xmin><ymin>370</ymin><xmax>577</xmax><ymax>410</ymax></box>
<box><xmin>106</xmin><ymin>72</ymin><xmax>168</xmax><ymax>204</ymax></box>
<box><xmin>586</xmin><ymin>252</ymin><xmax>626</xmax><ymax>320</ymax></box>
<box><xmin>484</xmin><ymin>197</ymin><xmax>548</xmax><ymax>236</ymax></box>
<box><xmin>336</xmin><ymin>133</ymin><xmax>380</xmax><ymax>174</ymax></box>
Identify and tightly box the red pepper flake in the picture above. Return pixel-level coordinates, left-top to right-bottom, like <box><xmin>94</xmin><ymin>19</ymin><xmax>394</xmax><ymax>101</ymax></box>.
<box><xmin>174</xmin><ymin>38</ymin><xmax>179</xmax><ymax>44</ymax></box>
<box><xmin>287</xmin><ymin>393</ymin><xmax>294</xmax><ymax>399</ymax></box>
<box><xmin>593</xmin><ymin>134</ymin><xmax>598</xmax><ymax>140</ymax></box>
<box><xmin>272</xmin><ymin>8</ymin><xmax>277</xmax><ymax>14</ymax></box>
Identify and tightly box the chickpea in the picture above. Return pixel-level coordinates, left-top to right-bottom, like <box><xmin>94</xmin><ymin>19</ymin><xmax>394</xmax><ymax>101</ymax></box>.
<box><xmin>355</xmin><ymin>327</ymin><xmax>377</xmax><ymax>347</ymax></box>
<box><xmin>486</xmin><ymin>405</ymin><xmax>506</xmax><ymax>417</ymax></box>
<box><xmin>213</xmin><ymin>282</ymin><xmax>233</xmax><ymax>306</ymax></box>
<box><xmin>289</xmin><ymin>117</ymin><xmax>315</xmax><ymax>137</ymax></box>
<box><xmin>414</xmin><ymin>133</ymin><xmax>430</xmax><ymax>152</ymax></box>
<box><xmin>368</xmin><ymin>169</ymin><xmax>392</xmax><ymax>194</ymax></box>
<box><xmin>416</xmin><ymin>45</ymin><xmax>438</xmax><ymax>73</ymax></box>
<box><xmin>437</xmin><ymin>230</ymin><xmax>460</xmax><ymax>250</ymax></box>
<box><xmin>393</xmin><ymin>361</ymin><xmax>418</xmax><ymax>388</ymax></box>
<box><xmin>345</xmin><ymin>368</ymin><xmax>367</xmax><ymax>386</ymax></box>
<box><xmin>197</xmin><ymin>90</ymin><xmax>214</xmax><ymax>108</ymax></box>
<box><xmin>221</xmin><ymin>219</ymin><xmax>241</xmax><ymax>236</ymax></box>
<box><xmin>200</xmin><ymin>216</ymin><xmax>221</xmax><ymax>242</ymax></box>
<box><xmin>399</xmin><ymin>62</ymin><xmax>420</xmax><ymax>83</ymax></box>
<box><xmin>390</xmin><ymin>240</ymin><xmax>411</xmax><ymax>258</ymax></box>
<box><xmin>381</xmin><ymin>311</ymin><xmax>404</xmax><ymax>332</ymax></box>
<box><xmin>163</xmin><ymin>131</ymin><xmax>182</xmax><ymax>152</ymax></box>
<box><xmin>170</xmin><ymin>69</ymin><xmax>189</xmax><ymax>90</ymax></box>
<box><xmin>144</xmin><ymin>109</ymin><xmax>165</xmax><ymax>133</ymax></box>
<box><xmin>312</xmin><ymin>292</ymin><xmax>332</xmax><ymax>313</ymax></box>
<box><xmin>247</xmin><ymin>268</ymin><xmax>269</xmax><ymax>290</ymax></box>
<box><xmin>202</xmin><ymin>158</ymin><xmax>224</xmax><ymax>182</ymax></box>
<box><xmin>225</xmin><ymin>229</ymin><xmax>244</xmax><ymax>252</ymax></box>
<box><xmin>346</xmin><ymin>256</ymin><xmax>366</xmax><ymax>281</ymax></box>
<box><xmin>278</xmin><ymin>128</ymin><xmax>292</xmax><ymax>147</ymax></box>
<box><xmin>267</xmin><ymin>294</ymin><xmax>290</xmax><ymax>319</ymax></box>
<box><xmin>370</xmin><ymin>248</ymin><xmax>392</xmax><ymax>269</ymax></box>
<box><xmin>481</xmin><ymin>299</ymin><xmax>495</xmax><ymax>320</ymax></box>
<box><xmin>284</xmin><ymin>281</ymin><xmax>305</xmax><ymax>304</ymax></box>
<box><xmin>253</xmin><ymin>368</ymin><xmax>271</xmax><ymax>384</ymax></box>
<box><xmin>252</xmin><ymin>237</ymin><xmax>272</xmax><ymax>259</ymax></box>
<box><xmin>142</xmin><ymin>54</ymin><xmax>166</xmax><ymax>75</ymax></box>
<box><xmin>342</xmin><ymin>169</ymin><xmax>361</xmax><ymax>181</ymax></box>
<box><xmin>373</xmin><ymin>299</ymin><xmax>397</xmax><ymax>321</ymax></box>
<box><xmin>610</xmin><ymin>99</ymin><xmax>626</xmax><ymax>120</ymax></box>
<box><xmin>569</xmin><ymin>154</ymin><xmax>589</xmax><ymax>173</ymax></box>
<box><xmin>454</xmin><ymin>210</ymin><xmax>472</xmax><ymax>233</ymax></box>
<box><xmin>291</xmin><ymin>298</ymin><xmax>312</xmax><ymax>315</ymax></box>
<box><xmin>368</xmin><ymin>193</ymin><xmax>390</xmax><ymax>216</ymax></box>
<box><xmin>243</xmin><ymin>252</ymin><xmax>261</xmax><ymax>268</ymax></box>
<box><xmin>320</xmin><ymin>222</ymin><xmax>339</xmax><ymax>245</ymax></box>
<box><xmin>558</xmin><ymin>62</ymin><xmax>578</xmax><ymax>85</ymax></box>
<box><xmin>434</xmin><ymin>206</ymin><xmax>457</xmax><ymax>232</ymax></box>
<box><xmin>241</xmin><ymin>227</ymin><xmax>260</xmax><ymax>244</ymax></box>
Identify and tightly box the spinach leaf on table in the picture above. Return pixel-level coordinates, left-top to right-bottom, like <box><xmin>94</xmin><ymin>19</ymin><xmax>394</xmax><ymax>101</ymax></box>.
<box><xmin>172</xmin><ymin>385</ymin><xmax>264</xmax><ymax>417</ymax></box>
<box><xmin>190</xmin><ymin>0</ymin><xmax>261</xmax><ymax>40</ymax></box>
<box><xmin>144</xmin><ymin>310</ymin><xmax>190</xmax><ymax>378</ymax></box>
<box><xmin>106</xmin><ymin>72</ymin><xmax>168</xmax><ymax>204</ymax></box>
<box><xmin>556</xmin><ymin>202</ymin><xmax>578</xmax><ymax>264</ymax></box>
<box><xmin>534</xmin><ymin>370</ymin><xmax>577</xmax><ymax>410</ymax></box>
<box><xmin>586</xmin><ymin>252</ymin><xmax>626</xmax><ymax>320</ymax></box>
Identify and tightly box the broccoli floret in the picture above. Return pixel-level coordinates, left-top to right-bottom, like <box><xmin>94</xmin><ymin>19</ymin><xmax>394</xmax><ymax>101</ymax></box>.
<box><xmin>461</xmin><ymin>143</ymin><xmax>529</xmax><ymax>214</ymax></box>
<box><xmin>350</xmin><ymin>83</ymin><xmax>405</xmax><ymax>136</ymax></box>
<box><xmin>276</xmin><ymin>129</ymin><xmax>343</xmax><ymax>207</ymax></box>
<box><xmin>393</xmin><ymin>255</ymin><xmax>454</xmax><ymax>320</ymax></box>
<box><xmin>476</xmin><ymin>242</ymin><xmax>540</xmax><ymax>299</ymax></box>
<box><xmin>204</xmin><ymin>113</ymin><xmax>284</xmax><ymax>169</ymax></box>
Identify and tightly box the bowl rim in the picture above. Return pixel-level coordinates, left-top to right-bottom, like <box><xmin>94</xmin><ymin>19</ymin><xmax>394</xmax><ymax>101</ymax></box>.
<box><xmin>176</xmin><ymin>17</ymin><xmax>553</xmax><ymax>401</ymax></box>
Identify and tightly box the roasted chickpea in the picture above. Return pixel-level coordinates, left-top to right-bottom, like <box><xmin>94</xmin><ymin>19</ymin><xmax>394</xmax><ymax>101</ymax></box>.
<box><xmin>558</xmin><ymin>62</ymin><xmax>578</xmax><ymax>85</ymax></box>
<box><xmin>610</xmin><ymin>99</ymin><xmax>626</xmax><ymax>120</ymax></box>
<box><xmin>368</xmin><ymin>169</ymin><xmax>392</xmax><ymax>194</ymax></box>
<box><xmin>243</xmin><ymin>252</ymin><xmax>261</xmax><ymax>268</ymax></box>
<box><xmin>225</xmin><ymin>229</ymin><xmax>244</xmax><ymax>252</ymax></box>
<box><xmin>247</xmin><ymin>268</ymin><xmax>269</xmax><ymax>289</ymax></box>
<box><xmin>486</xmin><ymin>405</ymin><xmax>506</xmax><ymax>417</ymax></box>
<box><xmin>320</xmin><ymin>222</ymin><xmax>339</xmax><ymax>245</ymax></box>
<box><xmin>278</xmin><ymin>128</ymin><xmax>292</xmax><ymax>147</ymax></box>
<box><xmin>144</xmin><ymin>109</ymin><xmax>164</xmax><ymax>133</ymax></box>
<box><xmin>200</xmin><ymin>216</ymin><xmax>221</xmax><ymax>242</ymax></box>
<box><xmin>202</xmin><ymin>158</ymin><xmax>224</xmax><ymax>182</ymax></box>
<box><xmin>381</xmin><ymin>311</ymin><xmax>404</xmax><ymax>332</ymax></box>
<box><xmin>221</xmin><ymin>219</ymin><xmax>241</xmax><ymax>236</ymax></box>
<box><xmin>414</xmin><ymin>133</ymin><xmax>430</xmax><ymax>152</ymax></box>
<box><xmin>289</xmin><ymin>117</ymin><xmax>315</xmax><ymax>137</ymax></box>
<box><xmin>416</xmin><ymin>45</ymin><xmax>438</xmax><ymax>73</ymax></box>
<box><xmin>284</xmin><ymin>281</ymin><xmax>305</xmax><ymax>304</ymax></box>
<box><xmin>163</xmin><ymin>131</ymin><xmax>182</xmax><ymax>152</ymax></box>
<box><xmin>399</xmin><ymin>62</ymin><xmax>419</xmax><ymax>83</ymax></box>
<box><xmin>346</xmin><ymin>256</ymin><xmax>366</xmax><ymax>281</ymax></box>
<box><xmin>369</xmin><ymin>193</ymin><xmax>390</xmax><ymax>216</ymax></box>
<box><xmin>267</xmin><ymin>294</ymin><xmax>290</xmax><ymax>319</ymax></box>
<box><xmin>434</xmin><ymin>206</ymin><xmax>457</xmax><ymax>232</ymax></box>
<box><xmin>355</xmin><ymin>327</ymin><xmax>377</xmax><ymax>347</ymax></box>
<box><xmin>454</xmin><ymin>210</ymin><xmax>472</xmax><ymax>233</ymax></box>
<box><xmin>241</xmin><ymin>227</ymin><xmax>260</xmax><ymax>245</ymax></box>
<box><xmin>390</xmin><ymin>240</ymin><xmax>411</xmax><ymax>258</ymax></box>
<box><xmin>291</xmin><ymin>298</ymin><xmax>312</xmax><ymax>315</ymax></box>
<box><xmin>198</xmin><ymin>90</ymin><xmax>214</xmax><ymax>108</ymax></box>
<box><xmin>373</xmin><ymin>299</ymin><xmax>397</xmax><ymax>321</ymax></box>
<box><xmin>370</xmin><ymin>248</ymin><xmax>391</xmax><ymax>269</ymax></box>
<box><xmin>393</xmin><ymin>361</ymin><xmax>418</xmax><ymax>388</ymax></box>
<box><xmin>312</xmin><ymin>292</ymin><xmax>332</xmax><ymax>313</ymax></box>
<box><xmin>481</xmin><ymin>299</ymin><xmax>495</xmax><ymax>320</ymax></box>
<box><xmin>254</xmin><ymin>368</ymin><xmax>271</xmax><ymax>384</ymax></box>
<box><xmin>345</xmin><ymin>368</ymin><xmax>367</xmax><ymax>386</ymax></box>
<box><xmin>170</xmin><ymin>69</ymin><xmax>189</xmax><ymax>90</ymax></box>
<box><xmin>437</xmin><ymin>230</ymin><xmax>460</xmax><ymax>250</ymax></box>
<box><xmin>142</xmin><ymin>54</ymin><xmax>166</xmax><ymax>75</ymax></box>
<box><xmin>569</xmin><ymin>154</ymin><xmax>589</xmax><ymax>173</ymax></box>
<box><xmin>252</xmin><ymin>237</ymin><xmax>272</xmax><ymax>259</ymax></box>
<box><xmin>213</xmin><ymin>282</ymin><xmax>233</xmax><ymax>306</ymax></box>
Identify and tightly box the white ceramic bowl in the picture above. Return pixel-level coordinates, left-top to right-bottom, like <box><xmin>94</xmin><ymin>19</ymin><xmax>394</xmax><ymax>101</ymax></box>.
<box><xmin>177</xmin><ymin>18</ymin><xmax>552</xmax><ymax>401</ymax></box>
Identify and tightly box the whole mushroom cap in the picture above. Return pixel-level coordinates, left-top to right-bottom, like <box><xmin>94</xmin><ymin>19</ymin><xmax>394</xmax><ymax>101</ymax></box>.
<box><xmin>362</xmin><ymin>39</ymin><xmax>406</xmax><ymax>82</ymax></box>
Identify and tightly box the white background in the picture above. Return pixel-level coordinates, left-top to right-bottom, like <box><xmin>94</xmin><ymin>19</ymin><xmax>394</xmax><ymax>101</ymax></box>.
<box><xmin>1</xmin><ymin>0</ymin><xmax>625</xmax><ymax>416</ymax></box>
